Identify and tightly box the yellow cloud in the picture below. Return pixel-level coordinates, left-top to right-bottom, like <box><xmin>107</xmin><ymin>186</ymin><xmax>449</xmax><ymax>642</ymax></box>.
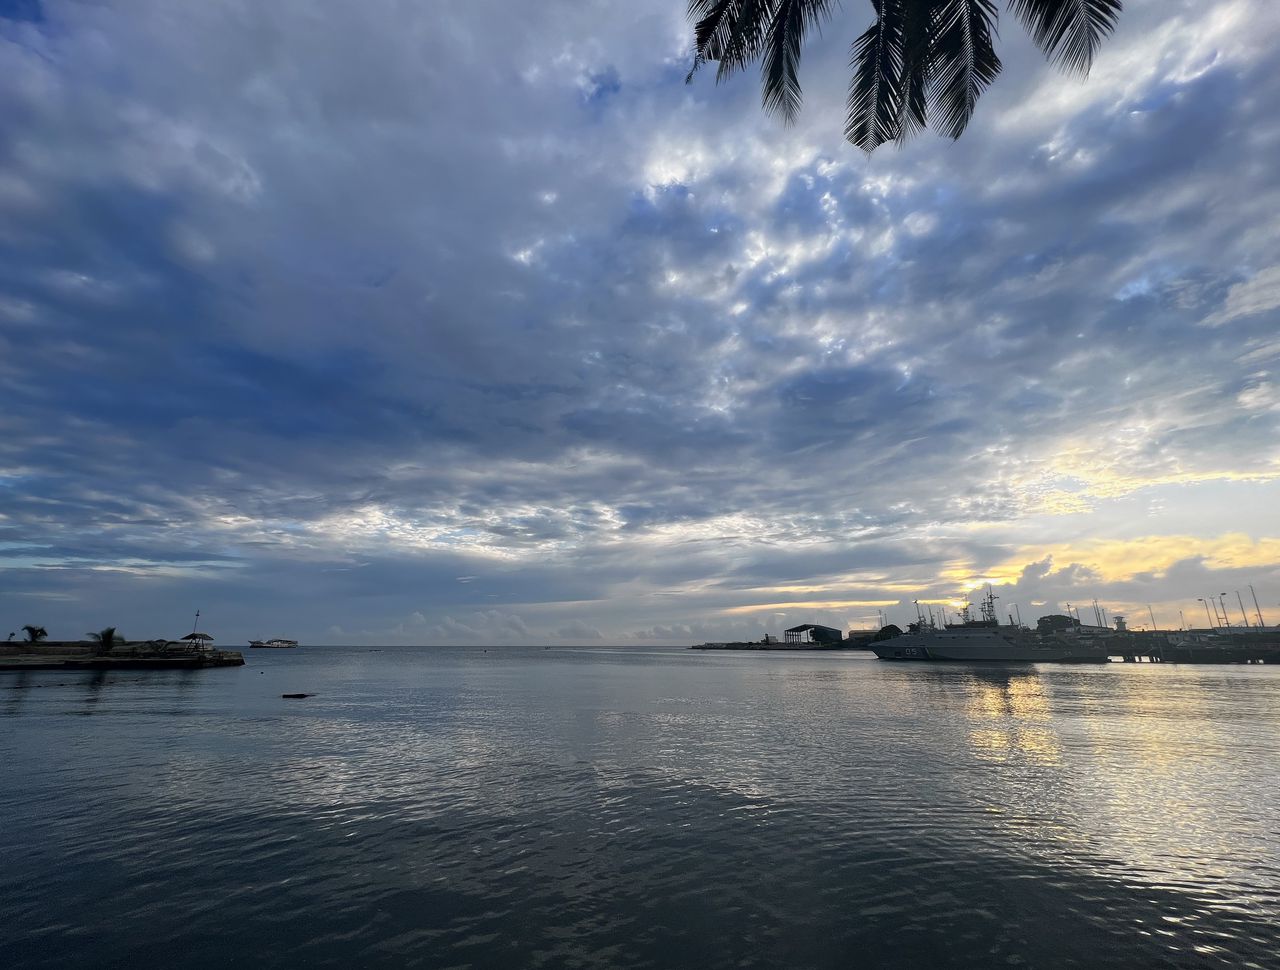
<box><xmin>1004</xmin><ymin>533</ymin><xmax>1280</xmax><ymax>584</ymax></box>
<box><xmin>1060</xmin><ymin>467</ymin><xmax>1278</xmax><ymax>501</ymax></box>
<box><xmin>722</xmin><ymin>599</ymin><xmax>899</xmax><ymax>615</ymax></box>
<box><xmin>1033</xmin><ymin>489</ymin><xmax>1096</xmax><ymax>515</ymax></box>
<box><xmin>985</xmin><ymin>423</ymin><xmax>1280</xmax><ymax>518</ymax></box>
<box><xmin>739</xmin><ymin>578</ymin><xmax>922</xmax><ymax>596</ymax></box>
<box><xmin>938</xmin><ymin>559</ymin><xmax>1026</xmax><ymax>590</ymax></box>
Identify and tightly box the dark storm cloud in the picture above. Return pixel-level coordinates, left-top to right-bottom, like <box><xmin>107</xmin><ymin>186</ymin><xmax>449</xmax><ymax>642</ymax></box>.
<box><xmin>2</xmin><ymin>1</ymin><xmax>1278</xmax><ymax>642</ymax></box>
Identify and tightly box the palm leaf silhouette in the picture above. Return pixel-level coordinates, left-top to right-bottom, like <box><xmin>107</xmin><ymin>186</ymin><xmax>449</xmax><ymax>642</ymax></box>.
<box><xmin>687</xmin><ymin>0</ymin><xmax>1123</xmax><ymax>151</ymax></box>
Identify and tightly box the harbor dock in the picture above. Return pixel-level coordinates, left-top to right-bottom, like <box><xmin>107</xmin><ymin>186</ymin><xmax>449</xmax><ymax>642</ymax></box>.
<box><xmin>1101</xmin><ymin>628</ymin><xmax>1280</xmax><ymax>664</ymax></box>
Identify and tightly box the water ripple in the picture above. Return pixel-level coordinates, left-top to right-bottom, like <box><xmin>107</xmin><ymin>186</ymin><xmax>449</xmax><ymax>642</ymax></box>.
<box><xmin>3</xmin><ymin>650</ymin><xmax>1279</xmax><ymax>968</ymax></box>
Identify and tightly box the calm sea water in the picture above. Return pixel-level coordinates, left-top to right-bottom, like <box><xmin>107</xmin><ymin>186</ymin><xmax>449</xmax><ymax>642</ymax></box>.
<box><xmin>3</xmin><ymin>646</ymin><xmax>1279</xmax><ymax>969</ymax></box>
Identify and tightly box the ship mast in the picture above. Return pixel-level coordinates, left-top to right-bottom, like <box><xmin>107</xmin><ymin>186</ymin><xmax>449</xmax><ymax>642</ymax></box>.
<box><xmin>979</xmin><ymin>586</ymin><xmax>999</xmax><ymax>625</ymax></box>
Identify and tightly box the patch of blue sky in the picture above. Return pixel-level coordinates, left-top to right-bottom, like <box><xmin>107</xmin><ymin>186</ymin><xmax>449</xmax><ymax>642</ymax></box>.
<box><xmin>0</xmin><ymin>0</ymin><xmax>42</xmax><ymax>24</ymax></box>
<box><xmin>582</xmin><ymin>67</ymin><xmax>621</xmax><ymax>106</ymax></box>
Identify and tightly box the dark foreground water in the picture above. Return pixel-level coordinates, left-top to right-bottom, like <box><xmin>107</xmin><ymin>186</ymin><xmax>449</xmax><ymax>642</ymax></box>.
<box><xmin>3</xmin><ymin>647</ymin><xmax>1279</xmax><ymax>969</ymax></box>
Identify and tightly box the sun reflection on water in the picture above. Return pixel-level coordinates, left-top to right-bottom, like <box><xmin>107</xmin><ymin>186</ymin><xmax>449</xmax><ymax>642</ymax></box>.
<box><xmin>962</xmin><ymin>670</ymin><xmax>1063</xmax><ymax>767</ymax></box>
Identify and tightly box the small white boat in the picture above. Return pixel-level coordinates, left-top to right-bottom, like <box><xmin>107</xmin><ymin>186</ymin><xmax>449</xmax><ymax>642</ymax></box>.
<box><xmin>249</xmin><ymin>638</ymin><xmax>299</xmax><ymax>649</ymax></box>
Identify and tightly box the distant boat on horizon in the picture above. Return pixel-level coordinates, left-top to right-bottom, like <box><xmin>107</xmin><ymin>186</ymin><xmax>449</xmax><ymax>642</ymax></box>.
<box><xmin>249</xmin><ymin>638</ymin><xmax>299</xmax><ymax>649</ymax></box>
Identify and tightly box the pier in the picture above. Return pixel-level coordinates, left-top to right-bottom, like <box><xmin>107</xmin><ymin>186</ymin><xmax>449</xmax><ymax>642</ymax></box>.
<box><xmin>1103</xmin><ymin>629</ymin><xmax>1279</xmax><ymax>664</ymax></box>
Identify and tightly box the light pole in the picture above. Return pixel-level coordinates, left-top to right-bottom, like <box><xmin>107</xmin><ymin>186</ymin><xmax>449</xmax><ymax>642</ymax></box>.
<box><xmin>1197</xmin><ymin>598</ymin><xmax>1213</xmax><ymax>628</ymax></box>
<box><xmin>1208</xmin><ymin>595</ymin><xmax>1223</xmax><ymax>625</ymax></box>
<box><xmin>1235</xmin><ymin>591</ymin><xmax>1251</xmax><ymax>627</ymax></box>
<box><xmin>1218</xmin><ymin>593</ymin><xmax>1230</xmax><ymax>628</ymax></box>
<box><xmin>1250</xmin><ymin>585</ymin><xmax>1266</xmax><ymax>626</ymax></box>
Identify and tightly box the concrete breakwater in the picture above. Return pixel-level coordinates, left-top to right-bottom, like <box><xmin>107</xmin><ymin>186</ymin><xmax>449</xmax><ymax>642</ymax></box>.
<box><xmin>691</xmin><ymin>640</ymin><xmax>873</xmax><ymax>651</ymax></box>
<box><xmin>0</xmin><ymin>640</ymin><xmax>245</xmax><ymax>670</ymax></box>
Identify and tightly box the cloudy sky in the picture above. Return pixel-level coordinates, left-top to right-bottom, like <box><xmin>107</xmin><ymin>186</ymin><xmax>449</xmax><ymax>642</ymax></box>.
<box><xmin>2</xmin><ymin>0</ymin><xmax>1278</xmax><ymax>645</ymax></box>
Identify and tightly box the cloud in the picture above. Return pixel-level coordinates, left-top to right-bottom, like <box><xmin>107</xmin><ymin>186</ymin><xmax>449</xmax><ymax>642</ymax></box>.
<box><xmin>1203</xmin><ymin>265</ymin><xmax>1280</xmax><ymax>327</ymax></box>
<box><xmin>554</xmin><ymin>620</ymin><xmax>604</xmax><ymax>640</ymax></box>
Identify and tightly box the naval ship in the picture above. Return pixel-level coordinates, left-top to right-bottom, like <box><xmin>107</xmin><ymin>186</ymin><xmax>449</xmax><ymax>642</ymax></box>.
<box><xmin>871</xmin><ymin>590</ymin><xmax>1111</xmax><ymax>664</ymax></box>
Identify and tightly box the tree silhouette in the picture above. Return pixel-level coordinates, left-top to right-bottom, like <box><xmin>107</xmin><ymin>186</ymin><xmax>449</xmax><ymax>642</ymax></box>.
<box><xmin>1036</xmin><ymin>613</ymin><xmax>1080</xmax><ymax>634</ymax></box>
<box><xmin>685</xmin><ymin>0</ymin><xmax>1122</xmax><ymax>151</ymax></box>
<box><xmin>22</xmin><ymin>624</ymin><xmax>49</xmax><ymax>643</ymax></box>
<box><xmin>87</xmin><ymin>627</ymin><xmax>124</xmax><ymax>656</ymax></box>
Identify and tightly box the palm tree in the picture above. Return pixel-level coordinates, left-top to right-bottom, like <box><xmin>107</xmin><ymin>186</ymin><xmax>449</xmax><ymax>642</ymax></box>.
<box><xmin>87</xmin><ymin>627</ymin><xmax>124</xmax><ymax>656</ymax></box>
<box><xmin>22</xmin><ymin>624</ymin><xmax>49</xmax><ymax>643</ymax></box>
<box><xmin>686</xmin><ymin>0</ymin><xmax>1123</xmax><ymax>151</ymax></box>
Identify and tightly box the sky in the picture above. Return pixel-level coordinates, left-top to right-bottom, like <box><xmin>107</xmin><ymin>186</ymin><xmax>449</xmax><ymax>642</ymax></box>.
<box><xmin>1</xmin><ymin>0</ymin><xmax>1278</xmax><ymax>645</ymax></box>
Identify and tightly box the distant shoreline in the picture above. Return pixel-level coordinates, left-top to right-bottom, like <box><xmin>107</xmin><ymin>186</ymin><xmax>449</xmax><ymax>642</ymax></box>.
<box><xmin>691</xmin><ymin>642</ymin><xmax>875</xmax><ymax>652</ymax></box>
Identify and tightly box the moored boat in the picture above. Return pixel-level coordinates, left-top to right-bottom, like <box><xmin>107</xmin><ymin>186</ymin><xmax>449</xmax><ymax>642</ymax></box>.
<box><xmin>872</xmin><ymin>590</ymin><xmax>1111</xmax><ymax>664</ymax></box>
<box><xmin>871</xmin><ymin>627</ymin><xmax>1111</xmax><ymax>663</ymax></box>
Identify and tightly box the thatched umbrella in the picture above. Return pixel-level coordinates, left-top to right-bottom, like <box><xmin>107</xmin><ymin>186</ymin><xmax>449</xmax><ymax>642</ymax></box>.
<box><xmin>181</xmin><ymin>632</ymin><xmax>214</xmax><ymax>652</ymax></box>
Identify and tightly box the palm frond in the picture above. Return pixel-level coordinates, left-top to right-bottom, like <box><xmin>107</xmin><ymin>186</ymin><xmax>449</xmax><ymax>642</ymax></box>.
<box><xmin>761</xmin><ymin>1</ymin><xmax>838</xmax><ymax>124</ymax></box>
<box><xmin>714</xmin><ymin>0</ymin><xmax>774</xmax><ymax>84</ymax></box>
<box><xmin>688</xmin><ymin>0</ymin><xmax>1122</xmax><ymax>150</ymax></box>
<box><xmin>897</xmin><ymin>0</ymin><xmax>937</xmax><ymax>140</ymax></box>
<box><xmin>1008</xmin><ymin>0</ymin><xmax>1122</xmax><ymax>73</ymax></box>
<box><xmin>686</xmin><ymin>0</ymin><xmax>742</xmax><ymax>82</ymax></box>
<box><xmin>928</xmin><ymin>0</ymin><xmax>1002</xmax><ymax>140</ymax></box>
<box><xmin>846</xmin><ymin>0</ymin><xmax>907</xmax><ymax>152</ymax></box>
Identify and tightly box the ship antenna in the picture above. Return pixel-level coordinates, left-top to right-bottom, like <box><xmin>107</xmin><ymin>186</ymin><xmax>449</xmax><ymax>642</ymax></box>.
<box><xmin>192</xmin><ymin>609</ymin><xmax>201</xmax><ymax>636</ymax></box>
<box><xmin>979</xmin><ymin>586</ymin><xmax>999</xmax><ymax>625</ymax></box>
